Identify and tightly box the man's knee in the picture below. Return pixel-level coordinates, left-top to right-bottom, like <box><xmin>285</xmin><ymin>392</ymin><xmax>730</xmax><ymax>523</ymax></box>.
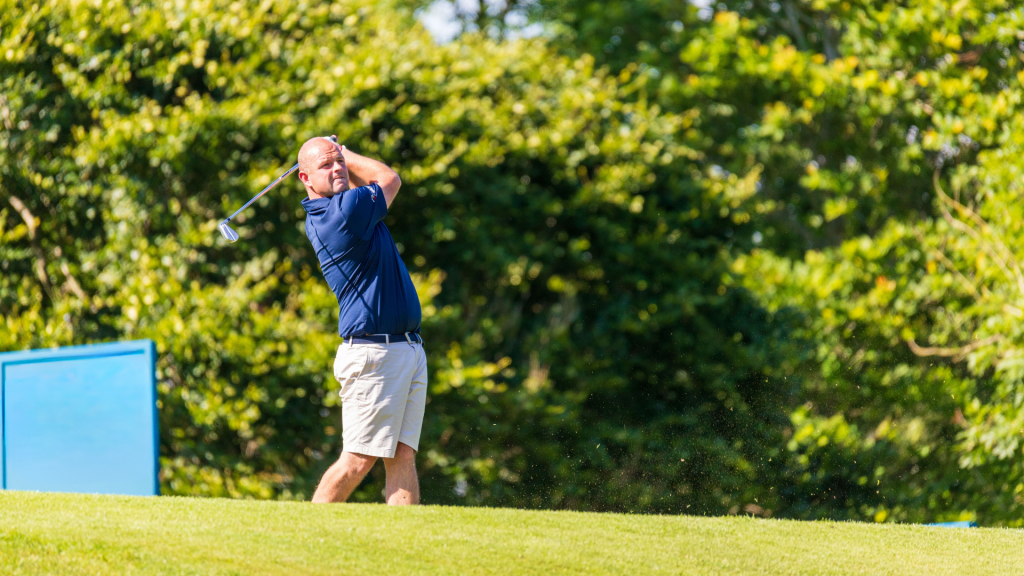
<box><xmin>396</xmin><ymin>442</ymin><xmax>417</xmax><ymax>461</ymax></box>
<box><xmin>340</xmin><ymin>452</ymin><xmax>377</xmax><ymax>475</ymax></box>
<box><xmin>385</xmin><ymin>442</ymin><xmax>416</xmax><ymax>466</ymax></box>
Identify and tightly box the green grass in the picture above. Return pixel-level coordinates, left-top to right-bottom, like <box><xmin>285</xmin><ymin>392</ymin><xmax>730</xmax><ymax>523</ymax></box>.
<box><xmin>1</xmin><ymin>492</ymin><xmax>1023</xmax><ymax>575</ymax></box>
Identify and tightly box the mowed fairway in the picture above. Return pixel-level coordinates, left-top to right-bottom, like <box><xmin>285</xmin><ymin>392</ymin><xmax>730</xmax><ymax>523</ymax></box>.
<box><xmin>1</xmin><ymin>491</ymin><xmax>1022</xmax><ymax>575</ymax></box>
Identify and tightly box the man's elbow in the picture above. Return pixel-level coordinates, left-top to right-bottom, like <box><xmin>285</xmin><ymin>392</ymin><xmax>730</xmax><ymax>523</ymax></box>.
<box><xmin>383</xmin><ymin>171</ymin><xmax>401</xmax><ymax>205</ymax></box>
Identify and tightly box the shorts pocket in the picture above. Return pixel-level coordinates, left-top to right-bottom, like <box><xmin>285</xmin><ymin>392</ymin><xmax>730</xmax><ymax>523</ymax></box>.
<box><xmin>351</xmin><ymin>347</ymin><xmax>386</xmax><ymax>403</ymax></box>
<box><xmin>334</xmin><ymin>345</ymin><xmax>370</xmax><ymax>402</ymax></box>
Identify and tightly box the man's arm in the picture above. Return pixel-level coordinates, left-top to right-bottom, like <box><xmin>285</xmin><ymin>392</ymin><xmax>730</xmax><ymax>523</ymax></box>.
<box><xmin>339</xmin><ymin>144</ymin><xmax>401</xmax><ymax>207</ymax></box>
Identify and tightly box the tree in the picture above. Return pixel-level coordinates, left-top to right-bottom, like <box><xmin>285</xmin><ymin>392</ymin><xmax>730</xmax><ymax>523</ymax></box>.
<box><xmin>524</xmin><ymin>0</ymin><xmax>1024</xmax><ymax>524</ymax></box>
<box><xmin>0</xmin><ymin>0</ymin><xmax>795</xmax><ymax>514</ymax></box>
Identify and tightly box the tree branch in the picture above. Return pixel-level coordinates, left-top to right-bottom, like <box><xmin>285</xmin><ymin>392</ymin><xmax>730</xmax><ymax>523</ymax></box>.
<box><xmin>933</xmin><ymin>171</ymin><xmax>1024</xmax><ymax>297</ymax></box>
<box><xmin>912</xmin><ymin>228</ymin><xmax>982</xmax><ymax>299</ymax></box>
<box><xmin>782</xmin><ymin>0</ymin><xmax>809</xmax><ymax>51</ymax></box>
<box><xmin>817</xmin><ymin>15</ymin><xmax>841</xmax><ymax>62</ymax></box>
<box><xmin>476</xmin><ymin>0</ymin><xmax>488</xmax><ymax>32</ymax></box>
<box><xmin>906</xmin><ymin>334</ymin><xmax>1002</xmax><ymax>362</ymax></box>
<box><xmin>0</xmin><ymin>94</ymin><xmax>12</xmax><ymax>130</ymax></box>
<box><xmin>60</xmin><ymin>261</ymin><xmax>88</xmax><ymax>301</ymax></box>
<box><xmin>7</xmin><ymin>194</ymin><xmax>53</xmax><ymax>295</ymax></box>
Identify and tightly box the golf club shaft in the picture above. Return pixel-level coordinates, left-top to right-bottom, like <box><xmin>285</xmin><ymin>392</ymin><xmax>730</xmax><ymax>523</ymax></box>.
<box><xmin>224</xmin><ymin>163</ymin><xmax>300</xmax><ymax>223</ymax></box>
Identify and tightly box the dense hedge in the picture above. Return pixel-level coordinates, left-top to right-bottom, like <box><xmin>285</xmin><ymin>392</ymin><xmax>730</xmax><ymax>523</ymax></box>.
<box><xmin>6</xmin><ymin>0</ymin><xmax>1024</xmax><ymax>524</ymax></box>
<box><xmin>533</xmin><ymin>0</ymin><xmax>1024</xmax><ymax>524</ymax></box>
<box><xmin>0</xmin><ymin>0</ymin><xmax>789</xmax><ymax>512</ymax></box>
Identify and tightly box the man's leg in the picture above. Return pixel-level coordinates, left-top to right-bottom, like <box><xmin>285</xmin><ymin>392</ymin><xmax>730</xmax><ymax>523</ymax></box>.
<box><xmin>312</xmin><ymin>451</ymin><xmax>377</xmax><ymax>503</ymax></box>
<box><xmin>382</xmin><ymin>442</ymin><xmax>419</xmax><ymax>505</ymax></box>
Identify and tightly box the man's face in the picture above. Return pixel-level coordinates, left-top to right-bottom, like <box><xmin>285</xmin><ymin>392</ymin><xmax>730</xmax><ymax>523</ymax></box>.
<box><xmin>301</xmin><ymin>143</ymin><xmax>349</xmax><ymax>197</ymax></box>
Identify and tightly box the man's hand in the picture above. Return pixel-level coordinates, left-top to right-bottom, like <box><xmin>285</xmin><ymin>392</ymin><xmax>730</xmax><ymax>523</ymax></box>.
<box><xmin>337</xmin><ymin>139</ymin><xmax>401</xmax><ymax>207</ymax></box>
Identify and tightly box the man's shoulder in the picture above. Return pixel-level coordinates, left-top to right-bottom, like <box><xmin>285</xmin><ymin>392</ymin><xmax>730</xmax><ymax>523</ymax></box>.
<box><xmin>364</xmin><ymin>182</ymin><xmax>382</xmax><ymax>201</ymax></box>
<box><xmin>341</xmin><ymin>182</ymin><xmax>383</xmax><ymax>205</ymax></box>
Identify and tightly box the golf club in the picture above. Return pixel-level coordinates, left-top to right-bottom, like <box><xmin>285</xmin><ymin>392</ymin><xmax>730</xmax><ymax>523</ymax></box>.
<box><xmin>218</xmin><ymin>135</ymin><xmax>338</xmax><ymax>242</ymax></box>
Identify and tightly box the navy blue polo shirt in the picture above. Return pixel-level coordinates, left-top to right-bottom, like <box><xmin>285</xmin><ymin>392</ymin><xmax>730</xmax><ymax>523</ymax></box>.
<box><xmin>302</xmin><ymin>183</ymin><xmax>421</xmax><ymax>338</ymax></box>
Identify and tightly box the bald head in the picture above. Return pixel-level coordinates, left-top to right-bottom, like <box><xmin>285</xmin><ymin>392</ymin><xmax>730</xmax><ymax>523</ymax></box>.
<box><xmin>298</xmin><ymin>137</ymin><xmax>340</xmax><ymax>175</ymax></box>
<box><xmin>297</xmin><ymin>136</ymin><xmax>350</xmax><ymax>199</ymax></box>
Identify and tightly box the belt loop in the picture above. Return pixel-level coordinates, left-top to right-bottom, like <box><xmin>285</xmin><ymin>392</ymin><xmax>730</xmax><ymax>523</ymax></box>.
<box><xmin>349</xmin><ymin>336</ymin><xmax>354</xmax><ymax>347</ymax></box>
<box><xmin>385</xmin><ymin>334</ymin><xmax>390</xmax><ymax>346</ymax></box>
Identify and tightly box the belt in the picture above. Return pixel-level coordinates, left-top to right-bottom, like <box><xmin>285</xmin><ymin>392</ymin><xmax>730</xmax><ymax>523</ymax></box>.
<box><xmin>345</xmin><ymin>332</ymin><xmax>422</xmax><ymax>345</ymax></box>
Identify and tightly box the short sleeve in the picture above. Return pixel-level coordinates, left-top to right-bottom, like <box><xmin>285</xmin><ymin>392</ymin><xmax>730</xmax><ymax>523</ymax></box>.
<box><xmin>338</xmin><ymin>182</ymin><xmax>388</xmax><ymax>240</ymax></box>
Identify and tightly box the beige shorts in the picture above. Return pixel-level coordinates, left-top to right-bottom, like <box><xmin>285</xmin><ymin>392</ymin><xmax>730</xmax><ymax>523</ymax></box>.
<box><xmin>333</xmin><ymin>339</ymin><xmax>428</xmax><ymax>458</ymax></box>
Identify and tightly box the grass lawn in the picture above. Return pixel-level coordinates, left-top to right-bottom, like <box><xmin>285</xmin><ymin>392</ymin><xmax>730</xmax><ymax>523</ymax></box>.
<box><xmin>1</xmin><ymin>491</ymin><xmax>1022</xmax><ymax>575</ymax></box>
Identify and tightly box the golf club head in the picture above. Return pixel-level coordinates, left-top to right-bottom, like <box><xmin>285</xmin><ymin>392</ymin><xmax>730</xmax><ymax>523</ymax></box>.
<box><xmin>218</xmin><ymin>221</ymin><xmax>240</xmax><ymax>243</ymax></box>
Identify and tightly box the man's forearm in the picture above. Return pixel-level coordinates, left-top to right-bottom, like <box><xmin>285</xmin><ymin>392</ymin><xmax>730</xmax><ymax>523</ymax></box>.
<box><xmin>343</xmin><ymin>147</ymin><xmax>388</xmax><ymax>186</ymax></box>
<box><xmin>341</xmin><ymin>146</ymin><xmax>401</xmax><ymax>206</ymax></box>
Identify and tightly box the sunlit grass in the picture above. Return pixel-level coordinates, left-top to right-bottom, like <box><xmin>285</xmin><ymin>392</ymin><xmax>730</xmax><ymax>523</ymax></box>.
<box><xmin>1</xmin><ymin>491</ymin><xmax>1022</xmax><ymax>575</ymax></box>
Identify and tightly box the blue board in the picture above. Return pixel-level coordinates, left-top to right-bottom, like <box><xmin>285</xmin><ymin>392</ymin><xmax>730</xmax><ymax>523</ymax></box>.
<box><xmin>926</xmin><ymin>521</ymin><xmax>978</xmax><ymax>528</ymax></box>
<box><xmin>0</xmin><ymin>340</ymin><xmax>159</xmax><ymax>496</ymax></box>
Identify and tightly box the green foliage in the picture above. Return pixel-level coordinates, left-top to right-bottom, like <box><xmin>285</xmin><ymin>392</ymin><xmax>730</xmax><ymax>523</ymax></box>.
<box><xmin>0</xmin><ymin>0</ymin><xmax>793</xmax><ymax>515</ymax></box>
<box><xmin>727</xmin><ymin>1</ymin><xmax>1024</xmax><ymax>524</ymax></box>
<box><xmin>9</xmin><ymin>0</ymin><xmax>1024</xmax><ymax>525</ymax></box>
<box><xmin>523</xmin><ymin>0</ymin><xmax>1024</xmax><ymax>524</ymax></box>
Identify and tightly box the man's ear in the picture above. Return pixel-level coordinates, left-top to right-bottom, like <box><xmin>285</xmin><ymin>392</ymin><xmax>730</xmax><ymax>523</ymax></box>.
<box><xmin>297</xmin><ymin>171</ymin><xmax>310</xmax><ymax>186</ymax></box>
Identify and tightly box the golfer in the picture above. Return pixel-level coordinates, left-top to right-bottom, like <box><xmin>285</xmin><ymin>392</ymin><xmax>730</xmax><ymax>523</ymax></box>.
<box><xmin>298</xmin><ymin>136</ymin><xmax>426</xmax><ymax>506</ymax></box>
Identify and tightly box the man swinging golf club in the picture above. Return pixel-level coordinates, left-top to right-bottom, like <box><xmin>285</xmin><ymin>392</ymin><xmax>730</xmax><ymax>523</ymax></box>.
<box><xmin>298</xmin><ymin>135</ymin><xmax>426</xmax><ymax>505</ymax></box>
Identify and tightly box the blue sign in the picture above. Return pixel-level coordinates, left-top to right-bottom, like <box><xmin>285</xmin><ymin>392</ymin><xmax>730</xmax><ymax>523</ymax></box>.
<box><xmin>0</xmin><ymin>340</ymin><xmax>159</xmax><ymax>496</ymax></box>
<box><xmin>926</xmin><ymin>521</ymin><xmax>978</xmax><ymax>528</ymax></box>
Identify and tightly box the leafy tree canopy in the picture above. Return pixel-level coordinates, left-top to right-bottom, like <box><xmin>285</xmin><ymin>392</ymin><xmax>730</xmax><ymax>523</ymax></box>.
<box><xmin>1</xmin><ymin>0</ymin><xmax>793</xmax><ymax>514</ymax></box>
<box><xmin>525</xmin><ymin>0</ymin><xmax>1024</xmax><ymax>523</ymax></box>
<box><xmin>7</xmin><ymin>0</ymin><xmax>1024</xmax><ymax>524</ymax></box>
